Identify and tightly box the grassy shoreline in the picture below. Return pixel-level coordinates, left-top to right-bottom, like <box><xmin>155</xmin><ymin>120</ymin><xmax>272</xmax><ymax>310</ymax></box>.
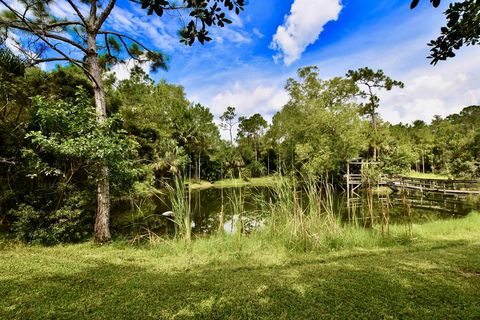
<box><xmin>188</xmin><ymin>176</ymin><xmax>279</xmax><ymax>190</ymax></box>
<box><xmin>403</xmin><ymin>171</ymin><xmax>451</xmax><ymax>180</ymax></box>
<box><xmin>1</xmin><ymin>212</ymin><xmax>479</xmax><ymax>319</ymax></box>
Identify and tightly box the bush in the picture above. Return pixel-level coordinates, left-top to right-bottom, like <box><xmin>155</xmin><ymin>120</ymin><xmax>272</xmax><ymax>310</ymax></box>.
<box><xmin>10</xmin><ymin>203</ymin><xmax>90</xmax><ymax>245</ymax></box>
<box><xmin>246</xmin><ymin>160</ymin><xmax>266</xmax><ymax>178</ymax></box>
<box><xmin>451</xmin><ymin>157</ymin><xmax>478</xmax><ymax>178</ymax></box>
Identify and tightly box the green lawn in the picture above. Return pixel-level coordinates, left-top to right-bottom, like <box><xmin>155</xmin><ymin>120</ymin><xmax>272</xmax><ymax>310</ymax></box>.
<box><xmin>189</xmin><ymin>176</ymin><xmax>279</xmax><ymax>190</ymax></box>
<box><xmin>404</xmin><ymin>171</ymin><xmax>451</xmax><ymax>180</ymax></box>
<box><xmin>1</xmin><ymin>214</ymin><xmax>480</xmax><ymax>319</ymax></box>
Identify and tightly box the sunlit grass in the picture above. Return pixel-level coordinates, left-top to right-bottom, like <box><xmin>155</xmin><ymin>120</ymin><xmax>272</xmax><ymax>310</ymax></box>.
<box><xmin>404</xmin><ymin>171</ymin><xmax>450</xmax><ymax>180</ymax></box>
<box><xmin>187</xmin><ymin>177</ymin><xmax>281</xmax><ymax>190</ymax></box>
<box><xmin>1</xmin><ymin>213</ymin><xmax>479</xmax><ymax>319</ymax></box>
<box><xmin>214</xmin><ymin>176</ymin><xmax>280</xmax><ymax>188</ymax></box>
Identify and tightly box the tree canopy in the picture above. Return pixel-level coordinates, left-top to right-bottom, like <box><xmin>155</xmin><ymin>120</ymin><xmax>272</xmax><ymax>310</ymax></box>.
<box><xmin>411</xmin><ymin>0</ymin><xmax>480</xmax><ymax>64</ymax></box>
<box><xmin>0</xmin><ymin>0</ymin><xmax>245</xmax><ymax>242</ymax></box>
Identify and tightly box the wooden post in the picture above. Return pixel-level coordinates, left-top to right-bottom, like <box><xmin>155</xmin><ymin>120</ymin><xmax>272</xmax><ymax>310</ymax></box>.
<box><xmin>347</xmin><ymin>161</ymin><xmax>350</xmax><ymax>219</ymax></box>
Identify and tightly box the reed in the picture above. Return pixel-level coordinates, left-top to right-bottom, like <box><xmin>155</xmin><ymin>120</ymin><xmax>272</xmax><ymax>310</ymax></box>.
<box><xmin>229</xmin><ymin>185</ymin><xmax>245</xmax><ymax>236</ymax></box>
<box><xmin>260</xmin><ymin>173</ymin><xmax>348</xmax><ymax>251</ymax></box>
<box><xmin>269</xmin><ymin>174</ymin><xmax>296</xmax><ymax>229</ymax></box>
<box><xmin>380</xmin><ymin>193</ymin><xmax>391</xmax><ymax>236</ymax></box>
<box><xmin>401</xmin><ymin>189</ymin><xmax>413</xmax><ymax>239</ymax></box>
<box><xmin>166</xmin><ymin>174</ymin><xmax>192</xmax><ymax>243</ymax></box>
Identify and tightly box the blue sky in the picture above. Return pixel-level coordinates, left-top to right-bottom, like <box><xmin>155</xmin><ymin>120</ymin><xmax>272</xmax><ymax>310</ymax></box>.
<box><xmin>5</xmin><ymin>0</ymin><xmax>480</xmax><ymax>129</ymax></box>
<box><xmin>109</xmin><ymin>0</ymin><xmax>479</xmax><ymax>128</ymax></box>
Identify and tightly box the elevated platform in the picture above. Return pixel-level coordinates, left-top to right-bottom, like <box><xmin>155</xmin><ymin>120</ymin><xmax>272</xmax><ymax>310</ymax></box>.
<box><xmin>389</xmin><ymin>176</ymin><xmax>480</xmax><ymax>196</ymax></box>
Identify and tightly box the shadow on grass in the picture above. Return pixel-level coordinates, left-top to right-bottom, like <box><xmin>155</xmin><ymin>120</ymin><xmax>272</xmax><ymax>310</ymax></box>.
<box><xmin>1</xmin><ymin>242</ymin><xmax>479</xmax><ymax>319</ymax></box>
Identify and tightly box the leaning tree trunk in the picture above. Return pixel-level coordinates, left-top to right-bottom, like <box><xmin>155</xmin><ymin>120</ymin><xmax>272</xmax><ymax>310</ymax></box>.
<box><xmin>87</xmin><ymin>33</ymin><xmax>111</xmax><ymax>243</ymax></box>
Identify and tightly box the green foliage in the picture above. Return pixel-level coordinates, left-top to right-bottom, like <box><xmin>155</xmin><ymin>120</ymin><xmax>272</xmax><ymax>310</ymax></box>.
<box><xmin>2</xmin><ymin>55</ymin><xmax>480</xmax><ymax>246</ymax></box>
<box><xmin>0</xmin><ymin>45</ymin><xmax>25</xmax><ymax>76</ymax></box>
<box><xmin>381</xmin><ymin>142</ymin><xmax>417</xmax><ymax>175</ymax></box>
<box><xmin>166</xmin><ymin>175</ymin><xmax>191</xmax><ymax>242</ymax></box>
<box><xmin>3</xmin><ymin>88</ymin><xmax>140</xmax><ymax>243</ymax></box>
<box><xmin>347</xmin><ymin>67</ymin><xmax>404</xmax><ymax>160</ymax></box>
<box><xmin>117</xmin><ymin>70</ymin><xmax>219</xmax><ymax>183</ymax></box>
<box><xmin>236</xmin><ymin>113</ymin><xmax>268</xmax><ymax>177</ymax></box>
<box><xmin>25</xmin><ymin>89</ymin><xmax>140</xmax><ymax>188</ymax></box>
<box><xmin>245</xmin><ymin>160</ymin><xmax>266</xmax><ymax>177</ymax></box>
<box><xmin>272</xmin><ymin>66</ymin><xmax>366</xmax><ymax>175</ymax></box>
<box><xmin>151</xmin><ymin>0</ymin><xmax>246</xmax><ymax>45</ymax></box>
<box><xmin>412</xmin><ymin>0</ymin><xmax>480</xmax><ymax>65</ymax></box>
<box><xmin>10</xmin><ymin>196</ymin><xmax>89</xmax><ymax>245</ymax></box>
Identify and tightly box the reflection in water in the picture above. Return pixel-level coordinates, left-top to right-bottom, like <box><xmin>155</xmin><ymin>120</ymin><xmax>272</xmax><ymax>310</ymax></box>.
<box><xmin>113</xmin><ymin>186</ymin><xmax>479</xmax><ymax>237</ymax></box>
<box><xmin>222</xmin><ymin>214</ymin><xmax>266</xmax><ymax>234</ymax></box>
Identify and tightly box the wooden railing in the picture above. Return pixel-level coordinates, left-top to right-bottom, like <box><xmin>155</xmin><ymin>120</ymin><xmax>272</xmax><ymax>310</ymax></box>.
<box><xmin>392</xmin><ymin>176</ymin><xmax>480</xmax><ymax>195</ymax></box>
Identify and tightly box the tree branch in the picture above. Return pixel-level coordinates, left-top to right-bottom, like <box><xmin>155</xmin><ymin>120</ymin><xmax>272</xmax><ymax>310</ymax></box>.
<box><xmin>2</xmin><ymin>22</ymin><xmax>88</xmax><ymax>52</ymax></box>
<box><xmin>98</xmin><ymin>30</ymin><xmax>153</xmax><ymax>53</ymax></box>
<box><xmin>65</xmin><ymin>0</ymin><xmax>89</xmax><ymax>27</ymax></box>
<box><xmin>0</xmin><ymin>0</ymin><xmax>95</xmax><ymax>84</ymax></box>
<box><xmin>90</xmin><ymin>0</ymin><xmax>97</xmax><ymax>24</ymax></box>
<box><xmin>95</xmin><ymin>0</ymin><xmax>117</xmax><ymax>31</ymax></box>
<box><xmin>29</xmin><ymin>57</ymin><xmax>84</xmax><ymax>65</ymax></box>
<box><xmin>0</xmin><ymin>157</ymin><xmax>16</xmax><ymax>165</ymax></box>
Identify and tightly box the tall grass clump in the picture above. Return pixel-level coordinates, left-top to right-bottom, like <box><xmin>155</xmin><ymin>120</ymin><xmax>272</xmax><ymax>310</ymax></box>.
<box><xmin>267</xmin><ymin>174</ymin><xmax>296</xmax><ymax>236</ymax></box>
<box><xmin>228</xmin><ymin>183</ymin><xmax>245</xmax><ymax>236</ymax></box>
<box><xmin>167</xmin><ymin>175</ymin><xmax>192</xmax><ymax>243</ymax></box>
<box><xmin>262</xmin><ymin>173</ymin><xmax>347</xmax><ymax>251</ymax></box>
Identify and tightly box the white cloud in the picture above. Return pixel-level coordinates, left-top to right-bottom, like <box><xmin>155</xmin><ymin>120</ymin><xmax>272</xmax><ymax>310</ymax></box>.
<box><xmin>109</xmin><ymin>59</ymin><xmax>151</xmax><ymax>82</ymax></box>
<box><xmin>208</xmin><ymin>82</ymin><xmax>289</xmax><ymax>118</ymax></box>
<box><xmin>108</xmin><ymin>4</ymin><xmax>177</xmax><ymax>52</ymax></box>
<box><xmin>209</xmin><ymin>17</ymin><xmax>253</xmax><ymax>46</ymax></box>
<box><xmin>162</xmin><ymin>0</ymin><xmax>480</xmax><ymax>133</ymax></box>
<box><xmin>215</xmin><ymin>27</ymin><xmax>252</xmax><ymax>45</ymax></box>
<box><xmin>49</xmin><ymin>0</ymin><xmax>89</xmax><ymax>19</ymax></box>
<box><xmin>270</xmin><ymin>0</ymin><xmax>342</xmax><ymax>65</ymax></box>
<box><xmin>252</xmin><ymin>28</ymin><xmax>264</xmax><ymax>39</ymax></box>
<box><xmin>378</xmin><ymin>50</ymin><xmax>480</xmax><ymax>124</ymax></box>
<box><xmin>190</xmin><ymin>82</ymin><xmax>288</xmax><ymax>140</ymax></box>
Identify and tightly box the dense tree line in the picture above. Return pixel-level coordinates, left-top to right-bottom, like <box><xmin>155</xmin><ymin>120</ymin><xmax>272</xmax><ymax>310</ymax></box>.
<box><xmin>1</xmin><ymin>49</ymin><xmax>478</xmax><ymax>243</ymax></box>
<box><xmin>1</xmin><ymin>0</ymin><xmax>245</xmax><ymax>243</ymax></box>
<box><xmin>0</xmin><ymin>50</ymin><xmax>223</xmax><ymax>243</ymax></box>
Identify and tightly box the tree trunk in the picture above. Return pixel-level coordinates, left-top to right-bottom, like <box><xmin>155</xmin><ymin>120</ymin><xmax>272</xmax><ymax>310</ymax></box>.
<box><xmin>267</xmin><ymin>151</ymin><xmax>270</xmax><ymax>175</ymax></box>
<box><xmin>422</xmin><ymin>150</ymin><xmax>425</xmax><ymax>173</ymax></box>
<box><xmin>371</xmin><ymin>112</ymin><xmax>378</xmax><ymax>161</ymax></box>
<box><xmin>198</xmin><ymin>152</ymin><xmax>201</xmax><ymax>181</ymax></box>
<box><xmin>87</xmin><ymin>33</ymin><xmax>111</xmax><ymax>243</ymax></box>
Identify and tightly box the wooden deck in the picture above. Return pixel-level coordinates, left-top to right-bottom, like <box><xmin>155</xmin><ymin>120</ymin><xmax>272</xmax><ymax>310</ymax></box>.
<box><xmin>389</xmin><ymin>176</ymin><xmax>480</xmax><ymax>196</ymax></box>
<box><xmin>345</xmin><ymin>158</ymin><xmax>479</xmax><ymax>196</ymax></box>
<box><xmin>345</xmin><ymin>174</ymin><xmax>480</xmax><ymax>196</ymax></box>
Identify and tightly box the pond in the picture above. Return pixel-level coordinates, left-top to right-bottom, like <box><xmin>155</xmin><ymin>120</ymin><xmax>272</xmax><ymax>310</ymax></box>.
<box><xmin>112</xmin><ymin>185</ymin><xmax>480</xmax><ymax>238</ymax></box>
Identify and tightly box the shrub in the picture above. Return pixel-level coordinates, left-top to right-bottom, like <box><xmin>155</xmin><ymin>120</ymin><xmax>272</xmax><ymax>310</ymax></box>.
<box><xmin>246</xmin><ymin>160</ymin><xmax>266</xmax><ymax>178</ymax></box>
<box><xmin>10</xmin><ymin>203</ymin><xmax>90</xmax><ymax>245</ymax></box>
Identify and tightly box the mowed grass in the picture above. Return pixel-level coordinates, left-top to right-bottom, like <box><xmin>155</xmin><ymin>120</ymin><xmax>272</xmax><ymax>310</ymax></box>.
<box><xmin>1</xmin><ymin>213</ymin><xmax>480</xmax><ymax>319</ymax></box>
<box><xmin>188</xmin><ymin>176</ymin><xmax>280</xmax><ymax>190</ymax></box>
<box><xmin>404</xmin><ymin>171</ymin><xmax>450</xmax><ymax>180</ymax></box>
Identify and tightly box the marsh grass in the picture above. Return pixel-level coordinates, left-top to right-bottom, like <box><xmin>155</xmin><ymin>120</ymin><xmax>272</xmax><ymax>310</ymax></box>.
<box><xmin>401</xmin><ymin>189</ymin><xmax>414</xmax><ymax>239</ymax></box>
<box><xmin>229</xmin><ymin>185</ymin><xmax>245</xmax><ymax>237</ymax></box>
<box><xmin>258</xmin><ymin>174</ymin><xmax>353</xmax><ymax>251</ymax></box>
<box><xmin>380</xmin><ymin>193</ymin><xmax>391</xmax><ymax>236</ymax></box>
<box><xmin>128</xmin><ymin>171</ymin><xmax>473</xmax><ymax>253</ymax></box>
<box><xmin>166</xmin><ymin>175</ymin><xmax>192</xmax><ymax>243</ymax></box>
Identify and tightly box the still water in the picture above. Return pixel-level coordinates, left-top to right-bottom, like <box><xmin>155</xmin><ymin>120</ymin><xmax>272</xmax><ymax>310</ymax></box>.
<box><xmin>112</xmin><ymin>186</ymin><xmax>479</xmax><ymax>237</ymax></box>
